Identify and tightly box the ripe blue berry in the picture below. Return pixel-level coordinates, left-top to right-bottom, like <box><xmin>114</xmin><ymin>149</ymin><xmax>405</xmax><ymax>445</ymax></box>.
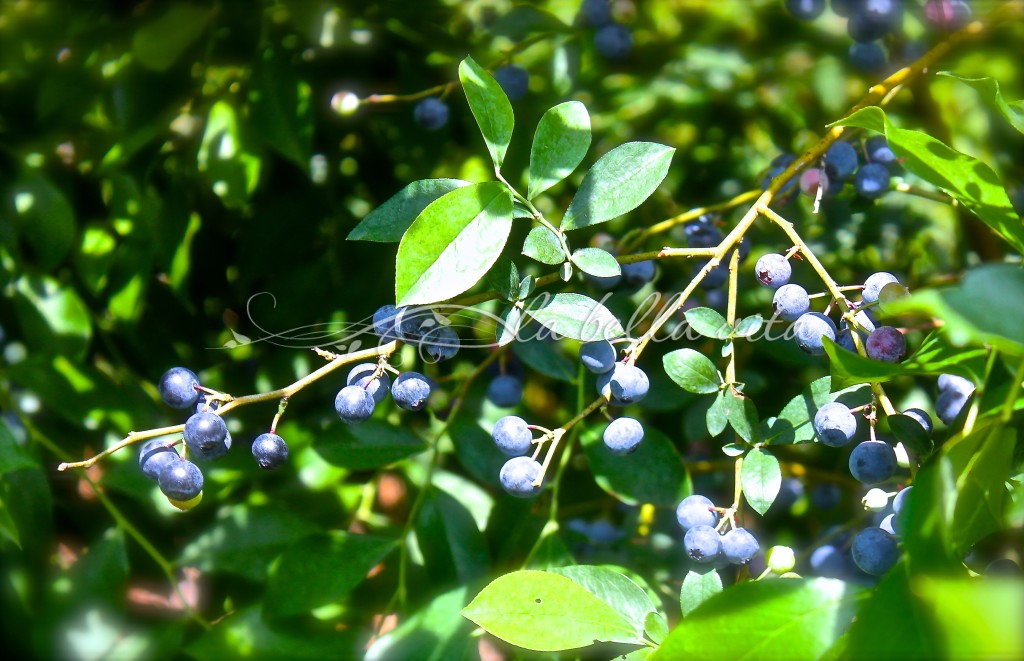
<box><xmin>854</xmin><ymin>162</ymin><xmax>891</xmax><ymax>199</ymax></box>
<box><xmin>394</xmin><ymin>306</ymin><xmax>437</xmax><ymax>342</ymax></box>
<box><xmin>785</xmin><ymin>0</ymin><xmax>826</xmax><ymax>20</ymax></box>
<box><xmin>413</xmin><ymin>98</ymin><xmax>449</xmax><ymax>130</ymax></box>
<box><xmin>938</xmin><ymin>373</ymin><xmax>974</xmax><ymax>397</ymax></box>
<box><xmin>814</xmin><ymin>402</ymin><xmax>858</xmax><ymax>447</ymax></box>
<box><xmin>721</xmin><ymin>528</ymin><xmax>759</xmax><ymax>565</ymax></box>
<box><xmin>347</xmin><ymin>363</ymin><xmax>391</xmax><ymax>404</ymax></box>
<box><xmin>621</xmin><ymin>260</ymin><xmax>656</xmax><ymax>287</ymax></box>
<box><xmin>865</xmin><ymin>136</ymin><xmax>897</xmax><ymax>170</ymax></box>
<box><xmin>579</xmin><ymin>0</ymin><xmax>613</xmax><ymax>26</ymax></box>
<box><xmin>792</xmin><ymin>312</ymin><xmax>837</xmax><ymax>355</ymax></box>
<box><xmin>139</xmin><ymin>440</ymin><xmax>179</xmax><ymax>481</ymax></box>
<box><xmin>684</xmin><ymin>525</ymin><xmax>723</xmax><ymax>563</ymax></box>
<box><xmin>158</xmin><ymin>367</ymin><xmax>200</xmax><ymax>409</ymax></box>
<box><xmin>849</xmin><ymin>41</ymin><xmax>887</xmax><ymax>72</ymax></box>
<box><xmin>335</xmin><ymin>385</ymin><xmax>375</xmax><ymax>424</ymax></box>
<box><xmin>935</xmin><ymin>389</ymin><xmax>969</xmax><ymax>425</ymax></box>
<box><xmin>676</xmin><ymin>495</ymin><xmax>719</xmax><ymax>531</ymax></box>
<box><xmin>851</xmin><ymin>526</ymin><xmax>899</xmax><ymax>576</ymax></box>
<box><xmin>499</xmin><ymin>456</ymin><xmax>543</xmax><ymax>497</ymax></box>
<box><xmin>183</xmin><ymin>411</ymin><xmax>231</xmax><ymax>461</ymax></box>
<box><xmin>754</xmin><ymin>253</ymin><xmax>792</xmax><ymax>288</ymax></box>
<box><xmin>594</xmin><ymin>23</ymin><xmax>632</xmax><ymax>60</ymax></box>
<box><xmin>761</xmin><ymin>153</ymin><xmax>799</xmax><ymax>195</ymax></box>
<box><xmin>421</xmin><ymin>326</ymin><xmax>460</xmax><ymax>362</ymax></box>
<box><xmin>866</xmin><ymin>326</ymin><xmax>906</xmax><ymax>362</ymax></box>
<box><xmin>492</xmin><ymin>416</ymin><xmax>533</xmax><ymax>456</ymax></box>
<box><xmin>810</xmin><ymin>483</ymin><xmax>842</xmax><ymax>510</ymax></box>
<box><xmin>847</xmin><ymin>0</ymin><xmax>902</xmax><ymax>43</ymax></box>
<box><xmin>825</xmin><ymin>141</ymin><xmax>859</xmax><ymax>181</ymax></box>
<box><xmin>158</xmin><ymin>458</ymin><xmax>204</xmax><ymax>501</ymax></box>
<box><xmin>849</xmin><ymin>440</ymin><xmax>897</xmax><ymax>484</ymax></box>
<box><xmin>879</xmin><ymin>513</ymin><xmax>900</xmax><ymax>535</ymax></box>
<box><xmin>493</xmin><ymin>65</ymin><xmax>529</xmax><ymax>101</ymax></box>
<box><xmin>773</xmin><ymin>284</ymin><xmax>810</xmax><ymax>321</ymax></box>
<box><xmin>251</xmin><ymin>432</ymin><xmax>289</xmax><ymax>470</ymax></box>
<box><xmin>392</xmin><ymin>372</ymin><xmax>431</xmax><ymax>411</ymax></box>
<box><xmin>596</xmin><ymin>363</ymin><xmax>649</xmax><ymax>405</ymax></box>
<box><xmin>685</xmin><ymin>222</ymin><xmax>723</xmax><ymax>249</ymax></box>
<box><xmin>862</xmin><ymin>272</ymin><xmax>899</xmax><ymax>304</ymax></box>
<box><xmin>892</xmin><ymin>486</ymin><xmax>912</xmax><ymax>515</ymax></box>
<box><xmin>580</xmin><ymin>340</ymin><xmax>616</xmax><ymax>374</ymax></box>
<box><xmin>487</xmin><ymin>375</ymin><xmax>523</xmax><ymax>408</ymax></box>
<box><xmin>372</xmin><ymin>305</ymin><xmax>400</xmax><ymax>342</ymax></box>
<box><xmin>810</xmin><ymin>544</ymin><xmax>848</xmax><ymax>577</ymax></box>
<box><xmin>603</xmin><ymin>417</ymin><xmax>644</xmax><ymax>455</ymax></box>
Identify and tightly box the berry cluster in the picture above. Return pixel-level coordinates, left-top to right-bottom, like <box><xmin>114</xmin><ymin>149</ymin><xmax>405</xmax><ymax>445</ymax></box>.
<box><xmin>768</xmin><ymin>135</ymin><xmax>899</xmax><ymax>205</ymax></box>
<box><xmin>676</xmin><ymin>495</ymin><xmax>761</xmax><ymax>566</ymax></box>
<box><xmin>579</xmin><ymin>0</ymin><xmax>634</xmax><ymax>60</ymax></box>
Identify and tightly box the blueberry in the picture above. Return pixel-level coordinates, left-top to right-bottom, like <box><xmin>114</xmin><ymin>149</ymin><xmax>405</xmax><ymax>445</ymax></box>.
<box><xmin>684</xmin><ymin>525</ymin><xmax>723</xmax><ymax>563</ymax></box>
<box><xmin>183</xmin><ymin>411</ymin><xmax>231</xmax><ymax>461</ymax></box>
<box><xmin>676</xmin><ymin>494</ymin><xmax>719</xmax><ymax>531</ymax></box>
<box><xmin>421</xmin><ymin>325</ymin><xmax>460</xmax><ymax>362</ymax></box>
<box><xmin>792</xmin><ymin>312</ymin><xmax>837</xmax><ymax>355</ymax></box>
<box><xmin>721</xmin><ymin>528</ymin><xmax>759</xmax><ymax>564</ymax></box>
<box><xmin>394</xmin><ymin>306</ymin><xmax>439</xmax><ymax>342</ymax></box>
<box><xmin>158</xmin><ymin>458</ymin><xmax>204</xmax><ymax>501</ymax></box>
<box><xmin>810</xmin><ymin>483</ymin><xmax>842</xmax><ymax>510</ymax></box>
<box><xmin>862</xmin><ymin>272</ymin><xmax>899</xmax><ymax>304</ymax></box>
<box><xmin>694</xmin><ymin>261</ymin><xmax>729</xmax><ymax>290</ymax></box>
<box><xmin>347</xmin><ymin>363</ymin><xmax>391</xmax><ymax>404</ymax></box>
<box><xmin>773</xmin><ymin>284</ymin><xmax>810</xmax><ymax>321</ymax></box>
<box><xmin>596</xmin><ymin>363</ymin><xmax>649</xmax><ymax>405</ymax></box>
<box><xmin>902</xmin><ymin>409</ymin><xmax>933</xmax><ymax>435</ymax></box>
<box><xmin>985</xmin><ymin>558</ymin><xmax>1022</xmax><ymax>576</ymax></box>
<box><xmin>837</xmin><ymin>328</ymin><xmax>858</xmax><ymax>353</ymax></box>
<box><xmin>924</xmin><ymin>0</ymin><xmax>972</xmax><ymax>30</ymax></box>
<box><xmin>621</xmin><ymin>260</ymin><xmax>656</xmax><ymax>287</ymax></box>
<box><xmin>372</xmin><ymin>305</ymin><xmax>400</xmax><ymax>342</ymax></box>
<box><xmin>809</xmin><ymin>544</ymin><xmax>848</xmax><ymax>577</ymax></box>
<box><xmin>935</xmin><ymin>388</ymin><xmax>970</xmax><ymax>425</ymax></box>
<box><xmin>579</xmin><ymin>0</ymin><xmax>613</xmax><ymax>26</ymax></box>
<box><xmin>139</xmin><ymin>440</ymin><xmax>179</xmax><ymax>481</ymax></box>
<box><xmin>580</xmin><ymin>340</ymin><xmax>617</xmax><ymax>374</ymax></box>
<box><xmin>938</xmin><ymin>373</ymin><xmax>974</xmax><ymax>396</ymax></box>
<box><xmin>761</xmin><ymin>154</ymin><xmax>799</xmax><ymax>196</ymax></box>
<box><xmin>685</xmin><ymin>222</ymin><xmax>723</xmax><ymax>249</ymax></box>
<box><xmin>814</xmin><ymin>402</ymin><xmax>858</xmax><ymax>447</ymax></box>
<box><xmin>493</xmin><ymin>65</ymin><xmax>529</xmax><ymax>101</ymax></box>
<box><xmin>392</xmin><ymin>372</ymin><xmax>431</xmax><ymax>411</ymax></box>
<box><xmin>158</xmin><ymin>367</ymin><xmax>200</xmax><ymax>409</ymax></box>
<box><xmin>594</xmin><ymin>23</ymin><xmax>632</xmax><ymax>60</ymax></box>
<box><xmin>754</xmin><ymin>253</ymin><xmax>792</xmax><ymax>288</ymax></box>
<box><xmin>854</xmin><ymin>162</ymin><xmax>891</xmax><ymax>199</ymax></box>
<box><xmin>487</xmin><ymin>375</ymin><xmax>523</xmax><ymax>408</ymax></box>
<box><xmin>879</xmin><ymin>513</ymin><xmax>900</xmax><ymax>535</ymax></box>
<box><xmin>499</xmin><ymin>456</ymin><xmax>543</xmax><ymax>497</ymax></box>
<box><xmin>892</xmin><ymin>486</ymin><xmax>912</xmax><ymax>515</ymax></box>
<box><xmin>849</xmin><ymin>41</ymin><xmax>888</xmax><ymax>72</ymax></box>
<box><xmin>866</xmin><ymin>326</ymin><xmax>906</xmax><ymax>362</ymax></box>
<box><xmin>849</xmin><ymin>440</ymin><xmax>897</xmax><ymax>484</ymax></box>
<box><xmin>413</xmin><ymin>98</ymin><xmax>449</xmax><ymax>131</ymax></box>
<box><xmin>492</xmin><ymin>415</ymin><xmax>533</xmax><ymax>456</ymax></box>
<box><xmin>251</xmin><ymin>432</ymin><xmax>289</xmax><ymax>469</ymax></box>
<box><xmin>847</xmin><ymin>0</ymin><xmax>903</xmax><ymax>43</ymax></box>
<box><xmin>865</xmin><ymin>136</ymin><xmax>897</xmax><ymax>170</ymax></box>
<box><xmin>851</xmin><ymin>526</ymin><xmax>900</xmax><ymax>576</ymax></box>
<box><xmin>335</xmin><ymin>385</ymin><xmax>375</xmax><ymax>424</ymax></box>
<box><xmin>831</xmin><ymin>0</ymin><xmax>855</xmax><ymax>17</ymax></box>
<box><xmin>603</xmin><ymin>417</ymin><xmax>644</xmax><ymax>455</ymax></box>
<box><xmin>583</xmin><ymin>271</ymin><xmax>622</xmax><ymax>290</ymax></box>
<box><xmin>825</xmin><ymin>141</ymin><xmax>859</xmax><ymax>181</ymax></box>
<box><xmin>785</xmin><ymin>0</ymin><xmax>826</xmax><ymax>20</ymax></box>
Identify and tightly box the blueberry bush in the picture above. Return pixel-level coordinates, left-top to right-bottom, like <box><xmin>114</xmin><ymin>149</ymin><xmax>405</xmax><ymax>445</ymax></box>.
<box><xmin>2</xmin><ymin>1</ymin><xmax>1023</xmax><ymax>659</ymax></box>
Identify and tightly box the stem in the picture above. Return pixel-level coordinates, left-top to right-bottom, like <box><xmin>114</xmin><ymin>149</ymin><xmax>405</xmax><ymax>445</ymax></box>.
<box><xmin>618</xmin><ymin>189</ymin><xmax>761</xmax><ymax>255</ymax></box>
<box><xmin>725</xmin><ymin>247</ymin><xmax>740</xmax><ymax>385</ymax></box>
<box><xmin>1002</xmin><ymin>355</ymin><xmax>1024</xmax><ymax>423</ymax></box>
<box><xmin>533</xmin><ymin>397</ymin><xmax>606</xmax><ymax>487</ymax></box>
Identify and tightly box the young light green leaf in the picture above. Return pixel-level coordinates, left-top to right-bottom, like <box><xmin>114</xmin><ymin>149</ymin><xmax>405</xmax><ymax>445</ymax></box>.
<box><xmin>734</xmin><ymin>314</ymin><xmax>764</xmax><ymax>338</ymax></box>
<box><xmin>833</xmin><ymin>107</ymin><xmax>1024</xmax><ymax>253</ymax></box>
<box><xmin>459</xmin><ymin>56</ymin><xmax>514</xmax><ymax>170</ymax></box>
<box><xmin>395</xmin><ymin>182</ymin><xmax>513</xmax><ymax>306</ymax></box>
<box><xmin>529</xmin><ymin>101</ymin><xmax>591</xmax><ymax>199</ymax></box>
<box><xmin>560</xmin><ymin>142</ymin><xmax>674</xmax><ymax>231</ymax></box>
<box><xmin>348</xmin><ymin>179</ymin><xmax>471</xmax><ymax>242</ymax></box>
<box><xmin>523</xmin><ymin>292</ymin><xmax>624</xmax><ymax>341</ymax></box>
<box><xmin>938</xmin><ymin>72</ymin><xmax>1024</xmax><ymax>135</ymax></box>
<box><xmin>644</xmin><ymin>612</ymin><xmax>669</xmax><ymax>646</ymax></box>
<box><xmin>742</xmin><ymin>447</ymin><xmax>781</xmax><ymax>516</ymax></box>
<box><xmin>684</xmin><ymin>307</ymin><xmax>731</xmax><ymax>340</ymax></box>
<box><xmin>462</xmin><ymin>570</ymin><xmax>645</xmax><ymax>651</ymax></box>
<box><xmin>581</xmin><ymin>427</ymin><xmax>691</xmax><ymax>507</ymax></box>
<box><xmin>522</xmin><ymin>225</ymin><xmax>566</xmax><ymax>265</ymax></box>
<box><xmin>679</xmin><ymin>568</ymin><xmax>722</xmax><ymax>617</ymax></box>
<box><xmin>550</xmin><ymin>565</ymin><xmax>657</xmax><ymax>636</ymax></box>
<box><xmin>663</xmin><ymin>349</ymin><xmax>721</xmax><ymax>394</ymax></box>
<box><xmin>570</xmin><ymin>247</ymin><xmax>621</xmax><ymax>278</ymax></box>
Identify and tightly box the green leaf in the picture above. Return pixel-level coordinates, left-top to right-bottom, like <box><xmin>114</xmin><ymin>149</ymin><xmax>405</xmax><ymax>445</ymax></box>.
<box><xmin>489</xmin><ymin>6</ymin><xmax>570</xmax><ymax>39</ymax></box>
<box><xmin>487</xmin><ymin>259</ymin><xmax>520</xmax><ymax>302</ymax></box>
<box><xmin>846</xmin><ymin>566</ymin><xmax>942</xmax><ymax>661</ymax></box>
<box><xmin>570</xmin><ymin>247</ymin><xmax>621</xmax><ymax>278</ymax></box>
<box><xmin>462</xmin><ymin>570</ymin><xmax>645</xmax><ymax>651</ymax></box>
<box><xmin>887</xmin><ymin>414</ymin><xmax>934</xmax><ymax>457</ymax></box>
<box><xmin>939</xmin><ymin>72</ymin><xmax>1024</xmax><ymax>135</ymax></box>
<box><xmin>522</xmin><ymin>225</ymin><xmax>565</xmax><ymax>265</ymax></box>
<box><xmin>250</xmin><ymin>49</ymin><xmax>312</xmax><ymax>170</ymax></box>
<box><xmin>581</xmin><ymin>426</ymin><xmax>691</xmax><ymax>507</ymax></box>
<box><xmin>914</xmin><ymin>576</ymin><xmax>1024</xmax><ymax>660</ymax></box>
<box><xmin>416</xmin><ymin>489</ymin><xmax>490</xmax><ymax>584</ymax></box>
<box><xmin>706</xmin><ymin>391</ymin><xmax>729</xmax><ymax>436</ymax></box>
<box><xmin>132</xmin><ymin>4</ymin><xmax>211</xmax><ymax>71</ymax></box>
<box><xmin>518</xmin><ymin>275</ymin><xmax>535</xmax><ymax>300</ymax></box>
<box><xmin>365</xmin><ymin>587</ymin><xmax>474</xmax><ymax>661</ymax></box>
<box><xmin>459</xmin><ymin>56</ymin><xmax>514</xmax><ymax>170</ymax></box>
<box><xmin>655</xmin><ymin>579</ymin><xmax>864</xmax><ymax>661</ymax></box>
<box><xmin>395</xmin><ymin>182</ymin><xmax>513</xmax><ymax>305</ymax></box>
<box><xmin>348</xmin><ymin>179</ymin><xmax>471</xmax><ymax>242</ymax></box>
<box><xmin>0</xmin><ymin>420</ymin><xmax>37</xmax><ymax>474</ymax></box>
<box><xmin>834</xmin><ymin>106</ymin><xmax>1024</xmax><ymax>253</ymax></box>
<box><xmin>550</xmin><ymin>565</ymin><xmax>658</xmax><ymax>636</ymax></box>
<box><xmin>197</xmin><ymin>100</ymin><xmax>262</xmax><ymax>210</ymax></box>
<box><xmin>524</xmin><ymin>523</ymin><xmax>576</xmax><ymax>570</ymax></box>
<box><xmin>314</xmin><ymin>421</ymin><xmax>426</xmax><ymax>470</ymax></box>
<box><xmin>741</xmin><ymin>448</ymin><xmax>781</xmax><ymax>516</ymax></box>
<box><xmin>12</xmin><ymin>275</ymin><xmax>91</xmax><ymax>360</ymax></box>
<box><xmin>663</xmin><ymin>349</ymin><xmax>721</xmax><ymax>394</ymax></box>
<box><xmin>765</xmin><ymin>377</ymin><xmax>873</xmax><ymax>445</ymax></box>
<box><xmin>8</xmin><ymin>173</ymin><xmax>76</xmax><ymax>270</ymax></box>
<box><xmin>560</xmin><ymin>142</ymin><xmax>675</xmax><ymax>231</ymax></box>
<box><xmin>512</xmin><ymin>335</ymin><xmax>576</xmax><ymax>381</ymax></box>
<box><xmin>679</xmin><ymin>568</ymin><xmax>722</xmax><ymax>617</ymax></box>
<box><xmin>949</xmin><ymin>426</ymin><xmax>1013</xmax><ymax>552</ymax></box>
<box><xmin>734</xmin><ymin>315</ymin><xmax>764</xmax><ymax>338</ymax></box>
<box><xmin>497</xmin><ymin>306</ymin><xmax>523</xmax><ymax>347</ymax></box>
<box><xmin>523</xmin><ymin>292</ymin><xmax>624</xmax><ymax>341</ymax></box>
<box><xmin>644</xmin><ymin>612</ymin><xmax>669</xmax><ymax>646</ymax></box>
<box><xmin>529</xmin><ymin>101</ymin><xmax>591</xmax><ymax>199</ymax></box>
<box><xmin>726</xmin><ymin>392</ymin><xmax>759</xmax><ymax>443</ymax></box>
<box><xmin>188</xmin><ymin>607</ymin><xmax>355</xmax><ymax>661</ymax></box>
<box><xmin>684</xmin><ymin>307</ymin><xmax>731</xmax><ymax>340</ymax></box>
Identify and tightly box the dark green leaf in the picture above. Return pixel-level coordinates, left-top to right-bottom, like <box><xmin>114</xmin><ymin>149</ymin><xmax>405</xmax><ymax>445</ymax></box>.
<box><xmin>939</xmin><ymin>72</ymin><xmax>1024</xmax><ymax>135</ymax></box>
<box><xmin>518</xmin><ymin>275</ymin><xmax>535</xmax><ymax>300</ymax></box>
<box><xmin>571</xmin><ymin>247</ymin><xmax>621</xmax><ymax>278</ymax></box>
<box><xmin>395</xmin><ymin>182</ymin><xmax>513</xmax><ymax>305</ymax></box>
<box><xmin>250</xmin><ymin>49</ymin><xmax>312</xmax><ymax>170</ymax></box>
<box><xmin>348</xmin><ymin>179</ymin><xmax>471</xmax><ymax>242</ymax></box>
<box><xmin>706</xmin><ymin>391</ymin><xmax>729</xmax><ymax>436</ymax></box>
<box><xmin>188</xmin><ymin>607</ymin><xmax>356</xmax><ymax>661</ymax></box>
<box><xmin>459</xmin><ymin>56</ymin><xmax>514</xmax><ymax>170</ymax></box>
<box><xmin>0</xmin><ymin>420</ymin><xmax>37</xmax><ymax>474</ymax></box>
<box><xmin>741</xmin><ymin>447</ymin><xmax>781</xmax><ymax>516</ymax></box>
<box><xmin>560</xmin><ymin>142</ymin><xmax>675</xmax><ymax>231</ymax></box>
<box><xmin>684</xmin><ymin>307</ymin><xmax>731</xmax><ymax>340</ymax></box>
<box><xmin>529</xmin><ymin>101</ymin><xmax>591</xmax><ymax>199</ymax></box>
<box><xmin>581</xmin><ymin>426</ymin><xmax>691</xmax><ymax>507</ymax></box>
<box><xmin>12</xmin><ymin>275</ymin><xmax>91</xmax><ymax>360</ymax></box>
<box><xmin>523</xmin><ymin>292</ymin><xmax>624</xmax><ymax>341</ymax></box>
<box><xmin>522</xmin><ymin>225</ymin><xmax>565</xmax><ymax>265</ymax></box>
<box><xmin>365</xmin><ymin>587</ymin><xmax>474</xmax><ymax>661</ymax></box>
<box><xmin>314</xmin><ymin>421</ymin><xmax>426</xmax><ymax>470</ymax></box>
<box><xmin>887</xmin><ymin>414</ymin><xmax>934</xmax><ymax>456</ymax></box>
<box><xmin>846</xmin><ymin>566</ymin><xmax>942</xmax><ymax>661</ymax></box>
<box><xmin>524</xmin><ymin>523</ymin><xmax>576</xmax><ymax>570</ymax></box>
<box><xmin>415</xmin><ymin>489</ymin><xmax>490</xmax><ymax>585</ymax></box>
<box><xmin>679</xmin><ymin>568</ymin><xmax>722</xmax><ymax>617</ymax></box>
<box><xmin>950</xmin><ymin>426</ymin><xmax>1013</xmax><ymax>552</ymax></box>
<box><xmin>487</xmin><ymin>259</ymin><xmax>520</xmax><ymax>302</ymax></box>
<box><xmin>132</xmin><ymin>4</ymin><xmax>211</xmax><ymax>71</ymax></box>
<box><xmin>8</xmin><ymin>173</ymin><xmax>76</xmax><ymax>270</ymax></box>
<box><xmin>512</xmin><ymin>335</ymin><xmax>576</xmax><ymax>381</ymax></box>
<box><xmin>663</xmin><ymin>349</ymin><xmax>721</xmax><ymax>394</ymax></box>
<box><xmin>489</xmin><ymin>6</ymin><xmax>570</xmax><ymax>39</ymax></box>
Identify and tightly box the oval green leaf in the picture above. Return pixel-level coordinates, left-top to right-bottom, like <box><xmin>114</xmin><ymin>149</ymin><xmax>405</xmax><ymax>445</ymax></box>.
<box><xmin>348</xmin><ymin>179</ymin><xmax>471</xmax><ymax>242</ymax></box>
<box><xmin>523</xmin><ymin>292</ymin><xmax>624</xmax><ymax>341</ymax></box>
<box><xmin>571</xmin><ymin>247</ymin><xmax>621</xmax><ymax>278</ymax></box>
<box><xmin>684</xmin><ymin>307</ymin><xmax>731</xmax><ymax>340</ymax></box>
<box><xmin>459</xmin><ymin>56</ymin><xmax>514</xmax><ymax>170</ymax></box>
<box><xmin>529</xmin><ymin>101</ymin><xmax>591</xmax><ymax>199</ymax></box>
<box><xmin>550</xmin><ymin>565</ymin><xmax>657</xmax><ymax>635</ymax></box>
<box><xmin>522</xmin><ymin>225</ymin><xmax>565</xmax><ymax>265</ymax></box>
<box><xmin>314</xmin><ymin>421</ymin><xmax>426</xmax><ymax>469</ymax></box>
<box><xmin>680</xmin><ymin>568</ymin><xmax>722</xmax><ymax>617</ymax></box>
<box><xmin>663</xmin><ymin>349</ymin><xmax>721</xmax><ymax>394</ymax></box>
<box><xmin>741</xmin><ymin>447</ymin><xmax>781</xmax><ymax>516</ymax></box>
